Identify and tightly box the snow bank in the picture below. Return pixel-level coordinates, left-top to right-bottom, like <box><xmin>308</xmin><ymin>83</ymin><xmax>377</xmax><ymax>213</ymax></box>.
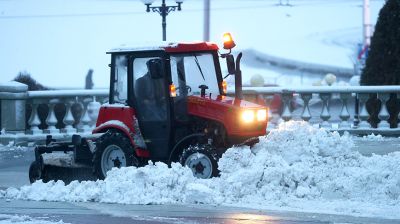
<box><xmin>0</xmin><ymin>214</ymin><xmax>68</xmax><ymax>224</ymax></box>
<box><xmin>362</xmin><ymin>133</ymin><xmax>385</xmax><ymax>141</ymax></box>
<box><xmin>0</xmin><ymin>145</ymin><xmax>29</xmax><ymax>153</ymax></box>
<box><xmin>1</xmin><ymin>121</ymin><xmax>399</xmax><ymax>218</ymax></box>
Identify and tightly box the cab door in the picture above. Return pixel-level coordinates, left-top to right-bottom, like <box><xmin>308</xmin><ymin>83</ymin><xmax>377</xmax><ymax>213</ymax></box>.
<box><xmin>129</xmin><ymin>54</ymin><xmax>171</xmax><ymax>160</ymax></box>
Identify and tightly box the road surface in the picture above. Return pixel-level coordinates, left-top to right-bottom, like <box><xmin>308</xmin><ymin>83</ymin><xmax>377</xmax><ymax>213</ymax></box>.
<box><xmin>0</xmin><ymin>140</ymin><xmax>399</xmax><ymax>224</ymax></box>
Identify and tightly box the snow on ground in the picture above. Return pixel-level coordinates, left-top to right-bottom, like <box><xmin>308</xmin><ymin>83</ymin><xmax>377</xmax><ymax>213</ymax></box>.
<box><xmin>1</xmin><ymin>121</ymin><xmax>399</xmax><ymax>219</ymax></box>
<box><xmin>0</xmin><ymin>145</ymin><xmax>28</xmax><ymax>153</ymax></box>
<box><xmin>362</xmin><ymin>133</ymin><xmax>385</xmax><ymax>141</ymax></box>
<box><xmin>0</xmin><ymin>0</ymin><xmax>385</xmax><ymax>88</ymax></box>
<box><xmin>0</xmin><ymin>214</ymin><xmax>68</xmax><ymax>224</ymax></box>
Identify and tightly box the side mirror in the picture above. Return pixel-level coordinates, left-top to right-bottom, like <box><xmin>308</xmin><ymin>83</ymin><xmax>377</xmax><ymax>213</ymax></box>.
<box><xmin>148</xmin><ymin>59</ymin><xmax>163</xmax><ymax>79</ymax></box>
<box><xmin>226</xmin><ymin>54</ymin><xmax>236</xmax><ymax>75</ymax></box>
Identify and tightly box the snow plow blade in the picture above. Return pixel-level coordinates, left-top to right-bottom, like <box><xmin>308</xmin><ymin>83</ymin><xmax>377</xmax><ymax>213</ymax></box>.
<box><xmin>29</xmin><ymin>135</ymin><xmax>97</xmax><ymax>184</ymax></box>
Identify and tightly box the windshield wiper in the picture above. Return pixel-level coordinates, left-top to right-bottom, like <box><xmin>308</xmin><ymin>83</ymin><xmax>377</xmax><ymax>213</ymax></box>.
<box><xmin>194</xmin><ymin>55</ymin><xmax>206</xmax><ymax>81</ymax></box>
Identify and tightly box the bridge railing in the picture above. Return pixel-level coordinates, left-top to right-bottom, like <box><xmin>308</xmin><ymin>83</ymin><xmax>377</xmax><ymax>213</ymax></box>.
<box><xmin>26</xmin><ymin>89</ymin><xmax>108</xmax><ymax>135</ymax></box>
<box><xmin>0</xmin><ymin>81</ymin><xmax>108</xmax><ymax>145</ymax></box>
<box><xmin>1</xmin><ymin>81</ymin><xmax>400</xmax><ymax>145</ymax></box>
<box><xmin>232</xmin><ymin>86</ymin><xmax>400</xmax><ymax>135</ymax></box>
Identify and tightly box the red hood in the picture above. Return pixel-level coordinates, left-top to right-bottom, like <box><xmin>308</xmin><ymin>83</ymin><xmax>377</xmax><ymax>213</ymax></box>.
<box><xmin>187</xmin><ymin>95</ymin><xmax>268</xmax><ymax>137</ymax></box>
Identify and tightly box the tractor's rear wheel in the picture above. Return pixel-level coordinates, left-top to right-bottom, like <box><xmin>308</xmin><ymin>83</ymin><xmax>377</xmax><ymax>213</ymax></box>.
<box><xmin>93</xmin><ymin>131</ymin><xmax>139</xmax><ymax>179</ymax></box>
<box><xmin>180</xmin><ymin>144</ymin><xmax>219</xmax><ymax>179</ymax></box>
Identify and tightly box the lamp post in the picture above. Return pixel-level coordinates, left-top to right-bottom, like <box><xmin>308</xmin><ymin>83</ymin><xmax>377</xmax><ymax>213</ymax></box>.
<box><xmin>141</xmin><ymin>0</ymin><xmax>184</xmax><ymax>41</ymax></box>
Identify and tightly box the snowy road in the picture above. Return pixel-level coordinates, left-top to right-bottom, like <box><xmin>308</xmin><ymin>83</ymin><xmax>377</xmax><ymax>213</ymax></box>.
<box><xmin>1</xmin><ymin>198</ymin><xmax>399</xmax><ymax>224</ymax></box>
<box><xmin>1</xmin><ymin>134</ymin><xmax>399</xmax><ymax>224</ymax></box>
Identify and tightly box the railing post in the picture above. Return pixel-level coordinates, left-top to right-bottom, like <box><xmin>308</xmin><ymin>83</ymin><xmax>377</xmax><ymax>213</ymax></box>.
<box><xmin>78</xmin><ymin>97</ymin><xmax>93</xmax><ymax>133</ymax></box>
<box><xmin>300</xmin><ymin>93</ymin><xmax>312</xmax><ymax>121</ymax></box>
<box><xmin>267</xmin><ymin>106</ymin><xmax>275</xmax><ymax>130</ymax></box>
<box><xmin>339</xmin><ymin>93</ymin><xmax>351</xmax><ymax>129</ymax></box>
<box><xmin>357</xmin><ymin>93</ymin><xmax>371</xmax><ymax>129</ymax></box>
<box><xmin>88</xmin><ymin>97</ymin><xmax>101</xmax><ymax>127</ymax></box>
<box><xmin>61</xmin><ymin>98</ymin><xmax>77</xmax><ymax>133</ymax></box>
<box><xmin>281</xmin><ymin>91</ymin><xmax>293</xmax><ymax>122</ymax></box>
<box><xmin>27</xmin><ymin>100</ymin><xmax>42</xmax><ymax>135</ymax></box>
<box><xmin>319</xmin><ymin>93</ymin><xmax>332</xmax><ymax>128</ymax></box>
<box><xmin>398</xmin><ymin>93</ymin><xmax>400</xmax><ymax>128</ymax></box>
<box><xmin>377</xmin><ymin>93</ymin><xmax>390</xmax><ymax>128</ymax></box>
<box><xmin>0</xmin><ymin>81</ymin><xmax>28</xmax><ymax>134</ymax></box>
<box><xmin>44</xmin><ymin>99</ymin><xmax>60</xmax><ymax>134</ymax></box>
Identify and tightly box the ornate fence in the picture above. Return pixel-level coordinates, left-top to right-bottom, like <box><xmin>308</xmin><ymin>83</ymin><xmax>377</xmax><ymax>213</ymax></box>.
<box><xmin>239</xmin><ymin>86</ymin><xmax>400</xmax><ymax>135</ymax></box>
<box><xmin>0</xmin><ymin>81</ymin><xmax>108</xmax><ymax>145</ymax></box>
<box><xmin>1</xmin><ymin>81</ymin><xmax>400</xmax><ymax>146</ymax></box>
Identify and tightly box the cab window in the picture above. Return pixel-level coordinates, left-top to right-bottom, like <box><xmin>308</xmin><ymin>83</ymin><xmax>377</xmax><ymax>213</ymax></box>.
<box><xmin>113</xmin><ymin>55</ymin><xmax>128</xmax><ymax>103</ymax></box>
<box><xmin>170</xmin><ymin>53</ymin><xmax>219</xmax><ymax>97</ymax></box>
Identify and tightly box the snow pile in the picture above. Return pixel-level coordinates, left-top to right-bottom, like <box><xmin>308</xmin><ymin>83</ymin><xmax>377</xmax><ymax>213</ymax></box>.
<box><xmin>362</xmin><ymin>133</ymin><xmax>385</xmax><ymax>141</ymax></box>
<box><xmin>0</xmin><ymin>214</ymin><xmax>68</xmax><ymax>224</ymax></box>
<box><xmin>1</xmin><ymin>121</ymin><xmax>400</xmax><ymax>218</ymax></box>
<box><xmin>0</xmin><ymin>146</ymin><xmax>29</xmax><ymax>153</ymax></box>
<box><xmin>215</xmin><ymin>123</ymin><xmax>400</xmax><ymax>214</ymax></box>
<box><xmin>2</xmin><ymin>162</ymin><xmax>198</xmax><ymax>205</ymax></box>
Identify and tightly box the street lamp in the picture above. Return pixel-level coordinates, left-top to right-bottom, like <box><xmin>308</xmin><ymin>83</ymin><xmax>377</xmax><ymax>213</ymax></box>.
<box><xmin>141</xmin><ymin>0</ymin><xmax>185</xmax><ymax>41</ymax></box>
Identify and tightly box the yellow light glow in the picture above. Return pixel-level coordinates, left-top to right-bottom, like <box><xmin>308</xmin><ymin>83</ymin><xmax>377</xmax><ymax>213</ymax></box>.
<box><xmin>223</xmin><ymin>33</ymin><xmax>232</xmax><ymax>43</ymax></box>
<box><xmin>242</xmin><ymin>110</ymin><xmax>255</xmax><ymax>123</ymax></box>
<box><xmin>222</xmin><ymin>32</ymin><xmax>236</xmax><ymax>49</ymax></box>
<box><xmin>257</xmin><ymin>109</ymin><xmax>267</xmax><ymax>121</ymax></box>
<box><xmin>221</xmin><ymin>80</ymin><xmax>227</xmax><ymax>94</ymax></box>
<box><xmin>170</xmin><ymin>84</ymin><xmax>177</xmax><ymax>97</ymax></box>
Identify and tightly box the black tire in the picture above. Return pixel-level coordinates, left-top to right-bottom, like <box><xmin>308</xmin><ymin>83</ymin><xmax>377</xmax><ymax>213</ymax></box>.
<box><xmin>28</xmin><ymin>161</ymin><xmax>42</xmax><ymax>184</ymax></box>
<box><xmin>93</xmin><ymin>131</ymin><xmax>139</xmax><ymax>179</ymax></box>
<box><xmin>179</xmin><ymin>144</ymin><xmax>219</xmax><ymax>179</ymax></box>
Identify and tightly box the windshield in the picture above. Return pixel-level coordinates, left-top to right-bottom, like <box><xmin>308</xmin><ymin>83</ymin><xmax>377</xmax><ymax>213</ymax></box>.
<box><xmin>170</xmin><ymin>52</ymin><xmax>220</xmax><ymax>97</ymax></box>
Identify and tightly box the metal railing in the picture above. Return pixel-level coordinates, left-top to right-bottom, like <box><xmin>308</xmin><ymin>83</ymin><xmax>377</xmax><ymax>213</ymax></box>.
<box><xmin>1</xmin><ymin>81</ymin><xmax>400</xmax><ymax>145</ymax></box>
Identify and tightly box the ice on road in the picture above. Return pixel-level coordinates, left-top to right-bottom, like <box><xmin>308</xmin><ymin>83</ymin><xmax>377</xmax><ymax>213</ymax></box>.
<box><xmin>0</xmin><ymin>214</ymin><xmax>68</xmax><ymax>224</ymax></box>
<box><xmin>1</xmin><ymin>121</ymin><xmax>399</xmax><ymax>219</ymax></box>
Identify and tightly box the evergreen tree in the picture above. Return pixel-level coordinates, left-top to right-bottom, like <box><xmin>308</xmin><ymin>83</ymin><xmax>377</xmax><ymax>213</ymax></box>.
<box><xmin>360</xmin><ymin>0</ymin><xmax>400</xmax><ymax>127</ymax></box>
<box><xmin>361</xmin><ymin>0</ymin><xmax>400</xmax><ymax>85</ymax></box>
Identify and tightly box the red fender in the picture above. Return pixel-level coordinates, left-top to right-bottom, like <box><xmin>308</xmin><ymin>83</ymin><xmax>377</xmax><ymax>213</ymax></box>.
<box><xmin>93</xmin><ymin>106</ymin><xmax>150</xmax><ymax>158</ymax></box>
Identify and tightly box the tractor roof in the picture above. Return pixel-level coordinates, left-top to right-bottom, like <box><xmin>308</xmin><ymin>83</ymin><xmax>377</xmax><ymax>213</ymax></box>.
<box><xmin>108</xmin><ymin>42</ymin><xmax>219</xmax><ymax>54</ymax></box>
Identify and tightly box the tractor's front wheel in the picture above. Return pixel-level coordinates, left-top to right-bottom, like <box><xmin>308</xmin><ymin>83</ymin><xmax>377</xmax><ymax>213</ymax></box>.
<box><xmin>180</xmin><ymin>144</ymin><xmax>219</xmax><ymax>179</ymax></box>
<box><xmin>29</xmin><ymin>162</ymin><xmax>52</xmax><ymax>183</ymax></box>
<box><xmin>29</xmin><ymin>161</ymin><xmax>42</xmax><ymax>183</ymax></box>
<box><xmin>93</xmin><ymin>131</ymin><xmax>139</xmax><ymax>179</ymax></box>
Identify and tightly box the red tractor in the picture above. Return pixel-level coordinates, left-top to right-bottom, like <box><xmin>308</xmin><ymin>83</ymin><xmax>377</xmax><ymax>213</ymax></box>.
<box><xmin>29</xmin><ymin>34</ymin><xmax>268</xmax><ymax>182</ymax></box>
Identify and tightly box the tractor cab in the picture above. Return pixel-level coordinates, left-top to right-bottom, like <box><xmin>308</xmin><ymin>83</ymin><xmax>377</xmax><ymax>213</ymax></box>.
<box><xmin>104</xmin><ymin>42</ymin><xmax>226</xmax><ymax>160</ymax></box>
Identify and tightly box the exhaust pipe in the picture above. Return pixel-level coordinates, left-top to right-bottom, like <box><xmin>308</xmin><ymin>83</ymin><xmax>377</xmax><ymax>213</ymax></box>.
<box><xmin>235</xmin><ymin>52</ymin><xmax>243</xmax><ymax>100</ymax></box>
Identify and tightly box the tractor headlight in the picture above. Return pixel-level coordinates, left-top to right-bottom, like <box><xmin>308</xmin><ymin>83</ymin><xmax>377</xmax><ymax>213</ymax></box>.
<box><xmin>241</xmin><ymin>109</ymin><xmax>267</xmax><ymax>123</ymax></box>
<box><xmin>257</xmin><ymin>109</ymin><xmax>267</xmax><ymax>122</ymax></box>
<box><xmin>241</xmin><ymin>110</ymin><xmax>255</xmax><ymax>123</ymax></box>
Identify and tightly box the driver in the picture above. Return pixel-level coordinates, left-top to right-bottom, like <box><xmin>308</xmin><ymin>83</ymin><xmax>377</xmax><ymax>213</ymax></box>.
<box><xmin>135</xmin><ymin>59</ymin><xmax>166</xmax><ymax>121</ymax></box>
